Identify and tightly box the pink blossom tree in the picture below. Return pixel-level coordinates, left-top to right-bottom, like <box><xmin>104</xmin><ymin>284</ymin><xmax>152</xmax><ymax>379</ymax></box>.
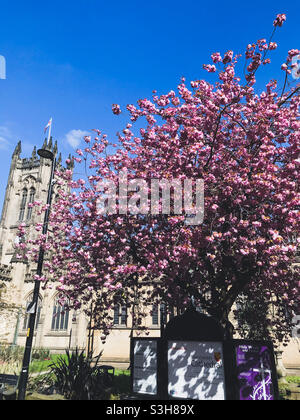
<box><xmin>18</xmin><ymin>15</ymin><xmax>299</xmax><ymax>342</ymax></box>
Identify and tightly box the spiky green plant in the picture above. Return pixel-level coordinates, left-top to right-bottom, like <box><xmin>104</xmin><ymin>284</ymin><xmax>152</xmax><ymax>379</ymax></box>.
<box><xmin>49</xmin><ymin>348</ymin><xmax>108</xmax><ymax>400</ymax></box>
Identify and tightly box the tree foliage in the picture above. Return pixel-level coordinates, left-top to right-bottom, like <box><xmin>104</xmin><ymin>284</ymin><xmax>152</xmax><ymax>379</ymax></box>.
<box><xmin>17</xmin><ymin>15</ymin><xmax>299</xmax><ymax>343</ymax></box>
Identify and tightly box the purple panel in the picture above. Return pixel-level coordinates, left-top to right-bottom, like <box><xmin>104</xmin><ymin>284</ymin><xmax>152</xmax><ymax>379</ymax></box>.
<box><xmin>236</xmin><ymin>344</ymin><xmax>274</xmax><ymax>400</ymax></box>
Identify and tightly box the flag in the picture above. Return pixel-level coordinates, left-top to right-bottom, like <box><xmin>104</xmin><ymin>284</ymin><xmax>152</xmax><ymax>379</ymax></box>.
<box><xmin>44</xmin><ymin>118</ymin><xmax>52</xmax><ymax>133</ymax></box>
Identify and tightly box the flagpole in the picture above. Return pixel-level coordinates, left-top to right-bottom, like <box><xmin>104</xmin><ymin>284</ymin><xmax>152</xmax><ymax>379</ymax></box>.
<box><xmin>47</xmin><ymin>118</ymin><xmax>52</xmax><ymax>142</ymax></box>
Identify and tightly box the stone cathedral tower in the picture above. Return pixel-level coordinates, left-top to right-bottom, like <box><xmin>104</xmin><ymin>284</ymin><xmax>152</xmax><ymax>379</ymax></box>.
<box><xmin>0</xmin><ymin>139</ymin><xmax>88</xmax><ymax>352</ymax></box>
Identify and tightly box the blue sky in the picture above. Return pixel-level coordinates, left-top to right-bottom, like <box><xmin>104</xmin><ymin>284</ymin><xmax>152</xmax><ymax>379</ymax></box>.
<box><xmin>0</xmin><ymin>0</ymin><xmax>299</xmax><ymax>211</ymax></box>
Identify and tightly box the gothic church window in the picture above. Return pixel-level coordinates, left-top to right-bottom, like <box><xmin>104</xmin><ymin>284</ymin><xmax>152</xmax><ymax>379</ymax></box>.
<box><xmin>152</xmin><ymin>303</ymin><xmax>168</xmax><ymax>326</ymax></box>
<box><xmin>19</xmin><ymin>189</ymin><xmax>28</xmax><ymax>221</ymax></box>
<box><xmin>51</xmin><ymin>297</ymin><xmax>69</xmax><ymax>331</ymax></box>
<box><xmin>113</xmin><ymin>305</ymin><xmax>127</xmax><ymax>326</ymax></box>
<box><xmin>152</xmin><ymin>304</ymin><xmax>159</xmax><ymax>325</ymax></box>
<box><xmin>26</xmin><ymin>187</ymin><xmax>36</xmax><ymax>220</ymax></box>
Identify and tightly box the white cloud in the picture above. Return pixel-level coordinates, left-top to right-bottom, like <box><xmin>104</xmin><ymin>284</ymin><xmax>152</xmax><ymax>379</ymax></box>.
<box><xmin>0</xmin><ymin>126</ymin><xmax>12</xmax><ymax>150</ymax></box>
<box><xmin>65</xmin><ymin>129</ymin><xmax>90</xmax><ymax>149</ymax></box>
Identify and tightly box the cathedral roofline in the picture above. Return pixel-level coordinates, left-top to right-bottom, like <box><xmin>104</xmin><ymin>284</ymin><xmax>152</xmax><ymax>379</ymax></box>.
<box><xmin>12</xmin><ymin>137</ymin><xmax>69</xmax><ymax>171</ymax></box>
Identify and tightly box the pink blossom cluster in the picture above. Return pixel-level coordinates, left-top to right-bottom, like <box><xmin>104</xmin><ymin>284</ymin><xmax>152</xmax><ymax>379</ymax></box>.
<box><xmin>16</xmin><ymin>15</ymin><xmax>300</xmax><ymax>342</ymax></box>
<box><xmin>112</xmin><ymin>104</ymin><xmax>121</xmax><ymax>115</ymax></box>
<box><xmin>273</xmin><ymin>13</ymin><xmax>286</xmax><ymax>27</ymax></box>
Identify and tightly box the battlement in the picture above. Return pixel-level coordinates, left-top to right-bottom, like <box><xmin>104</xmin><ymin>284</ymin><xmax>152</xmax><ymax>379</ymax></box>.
<box><xmin>17</xmin><ymin>157</ymin><xmax>41</xmax><ymax>170</ymax></box>
<box><xmin>0</xmin><ymin>264</ymin><xmax>12</xmax><ymax>281</ymax></box>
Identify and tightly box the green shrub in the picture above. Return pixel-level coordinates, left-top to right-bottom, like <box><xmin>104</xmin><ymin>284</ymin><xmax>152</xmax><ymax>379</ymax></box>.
<box><xmin>286</xmin><ymin>376</ymin><xmax>300</xmax><ymax>385</ymax></box>
<box><xmin>0</xmin><ymin>344</ymin><xmax>24</xmax><ymax>363</ymax></box>
<box><xmin>27</xmin><ymin>372</ymin><xmax>55</xmax><ymax>394</ymax></box>
<box><xmin>31</xmin><ymin>348</ymin><xmax>51</xmax><ymax>361</ymax></box>
<box><xmin>0</xmin><ymin>344</ymin><xmax>23</xmax><ymax>374</ymax></box>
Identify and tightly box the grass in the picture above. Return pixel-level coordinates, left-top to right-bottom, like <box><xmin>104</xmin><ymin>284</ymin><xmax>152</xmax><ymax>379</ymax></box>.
<box><xmin>115</xmin><ymin>369</ymin><xmax>130</xmax><ymax>376</ymax></box>
<box><xmin>26</xmin><ymin>393</ymin><xmax>66</xmax><ymax>400</ymax></box>
<box><xmin>29</xmin><ymin>354</ymin><xmax>68</xmax><ymax>373</ymax></box>
<box><xmin>285</xmin><ymin>376</ymin><xmax>300</xmax><ymax>385</ymax></box>
<box><xmin>29</xmin><ymin>354</ymin><xmax>132</xmax><ymax>376</ymax></box>
<box><xmin>278</xmin><ymin>376</ymin><xmax>300</xmax><ymax>400</ymax></box>
<box><xmin>0</xmin><ymin>354</ymin><xmax>65</xmax><ymax>375</ymax></box>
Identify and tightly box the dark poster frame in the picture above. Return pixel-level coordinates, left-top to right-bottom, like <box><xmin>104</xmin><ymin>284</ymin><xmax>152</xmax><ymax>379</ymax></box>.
<box><xmin>130</xmin><ymin>337</ymin><xmax>160</xmax><ymax>399</ymax></box>
<box><xmin>227</xmin><ymin>339</ymin><xmax>279</xmax><ymax>401</ymax></box>
<box><xmin>130</xmin><ymin>337</ymin><xmax>279</xmax><ymax>400</ymax></box>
